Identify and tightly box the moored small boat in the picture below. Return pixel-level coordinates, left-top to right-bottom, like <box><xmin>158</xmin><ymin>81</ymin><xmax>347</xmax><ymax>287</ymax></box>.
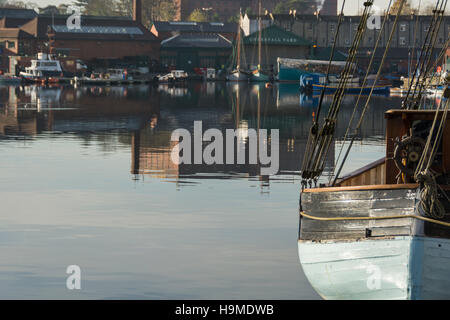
<box><xmin>226</xmin><ymin>69</ymin><xmax>249</xmax><ymax>82</ymax></box>
<box><xmin>19</xmin><ymin>53</ymin><xmax>65</xmax><ymax>83</ymax></box>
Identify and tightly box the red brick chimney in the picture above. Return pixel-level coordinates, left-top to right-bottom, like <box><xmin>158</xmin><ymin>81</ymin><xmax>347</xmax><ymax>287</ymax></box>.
<box><xmin>133</xmin><ymin>0</ymin><xmax>142</xmax><ymax>25</ymax></box>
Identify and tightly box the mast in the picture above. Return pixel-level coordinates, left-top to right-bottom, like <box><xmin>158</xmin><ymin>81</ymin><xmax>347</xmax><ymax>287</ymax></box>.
<box><xmin>237</xmin><ymin>8</ymin><xmax>242</xmax><ymax>70</ymax></box>
<box><xmin>258</xmin><ymin>0</ymin><xmax>262</xmax><ymax>71</ymax></box>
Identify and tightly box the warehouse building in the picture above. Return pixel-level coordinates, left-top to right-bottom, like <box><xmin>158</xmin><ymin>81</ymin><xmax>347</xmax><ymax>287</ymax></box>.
<box><xmin>160</xmin><ymin>33</ymin><xmax>232</xmax><ymax>72</ymax></box>
<box><xmin>0</xmin><ymin>0</ymin><xmax>159</xmax><ymax>73</ymax></box>
<box><xmin>242</xmin><ymin>25</ymin><xmax>312</xmax><ymax>70</ymax></box>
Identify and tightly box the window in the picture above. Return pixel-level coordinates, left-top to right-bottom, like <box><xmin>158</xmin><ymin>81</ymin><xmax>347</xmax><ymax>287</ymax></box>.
<box><xmin>329</xmin><ymin>24</ymin><xmax>335</xmax><ymax>32</ymax></box>
<box><xmin>424</xmin><ymin>25</ymin><xmax>430</xmax><ymax>32</ymax></box>
<box><xmin>400</xmin><ymin>24</ymin><xmax>407</xmax><ymax>32</ymax></box>
<box><xmin>7</xmin><ymin>41</ymin><xmax>14</xmax><ymax>48</ymax></box>
<box><xmin>400</xmin><ymin>37</ymin><xmax>406</xmax><ymax>46</ymax></box>
<box><xmin>307</xmin><ymin>23</ymin><xmax>313</xmax><ymax>30</ymax></box>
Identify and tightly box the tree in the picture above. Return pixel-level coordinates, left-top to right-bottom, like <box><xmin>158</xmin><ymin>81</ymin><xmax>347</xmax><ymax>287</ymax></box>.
<box><xmin>422</xmin><ymin>4</ymin><xmax>435</xmax><ymax>15</ymax></box>
<box><xmin>116</xmin><ymin>0</ymin><xmax>132</xmax><ymax>17</ymax></box>
<box><xmin>273</xmin><ymin>0</ymin><xmax>317</xmax><ymax>14</ymax></box>
<box><xmin>150</xmin><ymin>0</ymin><xmax>176</xmax><ymax>21</ymax></box>
<box><xmin>210</xmin><ymin>12</ymin><xmax>221</xmax><ymax>22</ymax></box>
<box><xmin>389</xmin><ymin>0</ymin><xmax>416</xmax><ymax>15</ymax></box>
<box><xmin>228</xmin><ymin>13</ymin><xmax>240</xmax><ymax>23</ymax></box>
<box><xmin>39</xmin><ymin>5</ymin><xmax>60</xmax><ymax>15</ymax></box>
<box><xmin>115</xmin><ymin>0</ymin><xmax>176</xmax><ymax>26</ymax></box>
<box><xmin>82</xmin><ymin>0</ymin><xmax>119</xmax><ymax>16</ymax></box>
<box><xmin>187</xmin><ymin>9</ymin><xmax>208</xmax><ymax>22</ymax></box>
<box><xmin>72</xmin><ymin>0</ymin><xmax>89</xmax><ymax>13</ymax></box>
<box><xmin>420</xmin><ymin>3</ymin><xmax>449</xmax><ymax>15</ymax></box>
<box><xmin>4</xmin><ymin>0</ymin><xmax>38</xmax><ymax>9</ymax></box>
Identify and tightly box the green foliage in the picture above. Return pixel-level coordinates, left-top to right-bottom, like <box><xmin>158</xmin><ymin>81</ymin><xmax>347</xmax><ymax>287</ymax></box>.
<box><xmin>83</xmin><ymin>0</ymin><xmax>119</xmax><ymax>16</ymax></box>
<box><xmin>39</xmin><ymin>5</ymin><xmax>70</xmax><ymax>15</ymax></box>
<box><xmin>389</xmin><ymin>0</ymin><xmax>416</xmax><ymax>15</ymax></box>
<box><xmin>67</xmin><ymin>0</ymin><xmax>176</xmax><ymax>26</ymax></box>
<box><xmin>228</xmin><ymin>14</ymin><xmax>240</xmax><ymax>23</ymax></box>
<box><xmin>210</xmin><ymin>12</ymin><xmax>221</xmax><ymax>22</ymax></box>
<box><xmin>187</xmin><ymin>9</ymin><xmax>208</xmax><ymax>22</ymax></box>
<box><xmin>3</xmin><ymin>0</ymin><xmax>38</xmax><ymax>9</ymax></box>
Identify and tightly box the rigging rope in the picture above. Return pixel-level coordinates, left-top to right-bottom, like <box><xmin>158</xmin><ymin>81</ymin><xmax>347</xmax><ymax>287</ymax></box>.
<box><xmin>409</xmin><ymin>1</ymin><xmax>447</xmax><ymax>108</ymax></box>
<box><xmin>329</xmin><ymin>0</ymin><xmax>393</xmax><ymax>184</ymax></box>
<box><xmin>403</xmin><ymin>0</ymin><xmax>448</xmax><ymax>110</ymax></box>
<box><xmin>301</xmin><ymin>0</ymin><xmax>374</xmax><ymax>188</ymax></box>
<box><xmin>414</xmin><ymin>98</ymin><xmax>450</xmax><ymax>219</ymax></box>
<box><xmin>330</xmin><ymin>0</ymin><xmax>407</xmax><ymax>186</ymax></box>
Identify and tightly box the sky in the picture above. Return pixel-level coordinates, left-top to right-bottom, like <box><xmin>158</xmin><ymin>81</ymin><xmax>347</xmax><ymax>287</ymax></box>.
<box><xmin>28</xmin><ymin>0</ymin><xmax>441</xmax><ymax>16</ymax></box>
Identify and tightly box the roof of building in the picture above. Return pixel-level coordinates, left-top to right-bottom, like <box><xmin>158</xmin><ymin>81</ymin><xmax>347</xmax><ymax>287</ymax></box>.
<box><xmin>243</xmin><ymin>24</ymin><xmax>311</xmax><ymax>46</ymax></box>
<box><xmin>152</xmin><ymin>21</ymin><xmax>238</xmax><ymax>34</ymax></box>
<box><xmin>161</xmin><ymin>33</ymin><xmax>232</xmax><ymax>49</ymax></box>
<box><xmin>0</xmin><ymin>16</ymin><xmax>34</xmax><ymax>28</ymax></box>
<box><xmin>0</xmin><ymin>8</ymin><xmax>37</xmax><ymax>19</ymax></box>
<box><xmin>18</xmin><ymin>15</ymin><xmax>158</xmax><ymax>41</ymax></box>
<box><xmin>0</xmin><ymin>28</ymin><xmax>34</xmax><ymax>39</ymax></box>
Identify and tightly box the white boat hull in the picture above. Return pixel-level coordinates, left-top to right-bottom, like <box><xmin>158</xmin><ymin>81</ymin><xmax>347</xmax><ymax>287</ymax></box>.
<box><xmin>298</xmin><ymin>236</ymin><xmax>450</xmax><ymax>300</ymax></box>
<box><xmin>227</xmin><ymin>71</ymin><xmax>248</xmax><ymax>82</ymax></box>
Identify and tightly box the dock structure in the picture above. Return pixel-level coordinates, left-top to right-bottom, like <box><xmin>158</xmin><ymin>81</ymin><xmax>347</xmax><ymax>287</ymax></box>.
<box><xmin>70</xmin><ymin>78</ymin><xmax>152</xmax><ymax>86</ymax></box>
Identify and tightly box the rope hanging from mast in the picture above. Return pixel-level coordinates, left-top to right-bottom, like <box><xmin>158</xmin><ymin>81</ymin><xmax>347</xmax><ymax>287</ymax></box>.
<box><xmin>301</xmin><ymin>0</ymin><xmax>375</xmax><ymax>188</ymax></box>
<box><xmin>403</xmin><ymin>0</ymin><xmax>448</xmax><ymax>110</ymax></box>
<box><xmin>329</xmin><ymin>0</ymin><xmax>394</xmax><ymax>185</ymax></box>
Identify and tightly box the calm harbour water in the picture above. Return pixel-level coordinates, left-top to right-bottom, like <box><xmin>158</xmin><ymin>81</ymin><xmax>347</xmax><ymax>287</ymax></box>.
<box><xmin>0</xmin><ymin>83</ymin><xmax>441</xmax><ymax>299</ymax></box>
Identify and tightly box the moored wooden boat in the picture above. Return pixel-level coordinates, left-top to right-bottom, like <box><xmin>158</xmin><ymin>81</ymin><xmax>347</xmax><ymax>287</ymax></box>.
<box><xmin>298</xmin><ymin>108</ymin><xmax>450</xmax><ymax>300</ymax></box>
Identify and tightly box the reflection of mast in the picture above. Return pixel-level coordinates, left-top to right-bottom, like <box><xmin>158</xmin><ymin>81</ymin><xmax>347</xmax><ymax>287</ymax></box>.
<box><xmin>257</xmin><ymin>85</ymin><xmax>260</xmax><ymax>174</ymax></box>
<box><xmin>237</xmin><ymin>8</ymin><xmax>242</xmax><ymax>70</ymax></box>
<box><xmin>131</xmin><ymin>131</ymin><xmax>141</xmax><ymax>175</ymax></box>
<box><xmin>236</xmin><ymin>85</ymin><xmax>240</xmax><ymax>128</ymax></box>
<box><xmin>258</xmin><ymin>0</ymin><xmax>262</xmax><ymax>71</ymax></box>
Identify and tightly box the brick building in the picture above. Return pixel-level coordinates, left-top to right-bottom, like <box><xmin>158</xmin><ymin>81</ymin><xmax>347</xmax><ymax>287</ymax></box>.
<box><xmin>0</xmin><ymin>0</ymin><xmax>159</xmax><ymax>73</ymax></box>
<box><xmin>160</xmin><ymin>33</ymin><xmax>232</xmax><ymax>71</ymax></box>
<box><xmin>243</xmin><ymin>13</ymin><xmax>450</xmax><ymax>74</ymax></box>
<box><xmin>151</xmin><ymin>21</ymin><xmax>238</xmax><ymax>41</ymax></box>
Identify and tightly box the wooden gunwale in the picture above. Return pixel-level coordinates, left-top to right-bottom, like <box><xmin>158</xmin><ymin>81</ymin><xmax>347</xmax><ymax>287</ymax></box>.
<box><xmin>303</xmin><ymin>184</ymin><xmax>419</xmax><ymax>193</ymax></box>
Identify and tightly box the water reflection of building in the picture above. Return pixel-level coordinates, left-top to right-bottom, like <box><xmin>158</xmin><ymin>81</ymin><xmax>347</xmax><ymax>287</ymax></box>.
<box><xmin>0</xmin><ymin>85</ymin><xmax>159</xmax><ymax>136</ymax></box>
<box><xmin>131</xmin><ymin>126</ymin><xmax>287</xmax><ymax>180</ymax></box>
<box><xmin>131</xmin><ymin>83</ymin><xmax>335</xmax><ymax>182</ymax></box>
<box><xmin>0</xmin><ymin>82</ymin><xmax>408</xmax><ymax>188</ymax></box>
<box><xmin>130</xmin><ymin>82</ymin><xmax>404</xmax><ymax>184</ymax></box>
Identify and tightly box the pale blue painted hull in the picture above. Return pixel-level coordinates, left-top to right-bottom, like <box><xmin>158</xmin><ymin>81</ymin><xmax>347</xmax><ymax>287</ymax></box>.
<box><xmin>298</xmin><ymin>236</ymin><xmax>450</xmax><ymax>300</ymax></box>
